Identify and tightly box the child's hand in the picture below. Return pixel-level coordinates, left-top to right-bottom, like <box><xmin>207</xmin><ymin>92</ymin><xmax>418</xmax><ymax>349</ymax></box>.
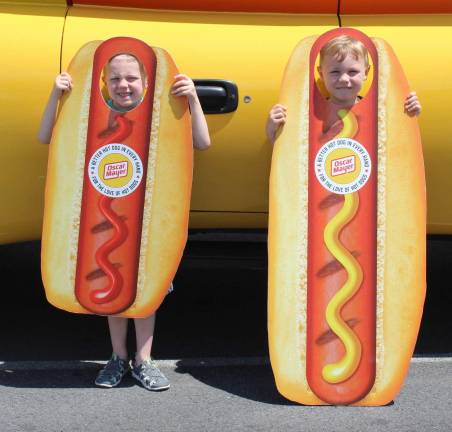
<box><xmin>54</xmin><ymin>72</ymin><xmax>73</xmax><ymax>94</ymax></box>
<box><xmin>38</xmin><ymin>73</ymin><xmax>73</xmax><ymax>144</ymax></box>
<box><xmin>404</xmin><ymin>91</ymin><xmax>421</xmax><ymax>117</ymax></box>
<box><xmin>171</xmin><ymin>74</ymin><xmax>197</xmax><ymax>102</ymax></box>
<box><xmin>266</xmin><ymin>104</ymin><xmax>287</xmax><ymax>144</ymax></box>
<box><xmin>172</xmin><ymin>73</ymin><xmax>210</xmax><ymax>150</ymax></box>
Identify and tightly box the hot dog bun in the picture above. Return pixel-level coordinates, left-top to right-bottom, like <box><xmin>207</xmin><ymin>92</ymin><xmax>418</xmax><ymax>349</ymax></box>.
<box><xmin>268</xmin><ymin>32</ymin><xmax>425</xmax><ymax>405</ymax></box>
<box><xmin>41</xmin><ymin>39</ymin><xmax>193</xmax><ymax>318</ymax></box>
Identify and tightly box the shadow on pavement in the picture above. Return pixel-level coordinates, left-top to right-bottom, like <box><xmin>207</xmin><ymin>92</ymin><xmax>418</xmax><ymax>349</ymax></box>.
<box><xmin>0</xmin><ymin>361</ymin><xmax>135</xmax><ymax>389</ymax></box>
<box><xmin>174</xmin><ymin>360</ymin><xmax>296</xmax><ymax>406</ymax></box>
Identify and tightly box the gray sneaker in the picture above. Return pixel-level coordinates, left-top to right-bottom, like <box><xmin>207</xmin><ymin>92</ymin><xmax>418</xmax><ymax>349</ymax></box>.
<box><xmin>95</xmin><ymin>354</ymin><xmax>130</xmax><ymax>388</ymax></box>
<box><xmin>132</xmin><ymin>358</ymin><xmax>170</xmax><ymax>391</ymax></box>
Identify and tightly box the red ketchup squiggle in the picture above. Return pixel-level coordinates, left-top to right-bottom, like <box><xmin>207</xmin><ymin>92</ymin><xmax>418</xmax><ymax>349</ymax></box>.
<box><xmin>89</xmin><ymin>115</ymin><xmax>133</xmax><ymax>304</ymax></box>
<box><xmin>91</xmin><ymin>196</ymin><xmax>128</xmax><ymax>303</ymax></box>
<box><xmin>100</xmin><ymin>115</ymin><xmax>133</xmax><ymax>143</ymax></box>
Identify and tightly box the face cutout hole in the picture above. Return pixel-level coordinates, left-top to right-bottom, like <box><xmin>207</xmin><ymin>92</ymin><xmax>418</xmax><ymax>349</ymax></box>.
<box><xmin>100</xmin><ymin>53</ymin><xmax>148</xmax><ymax>112</ymax></box>
<box><xmin>314</xmin><ymin>36</ymin><xmax>374</xmax><ymax>104</ymax></box>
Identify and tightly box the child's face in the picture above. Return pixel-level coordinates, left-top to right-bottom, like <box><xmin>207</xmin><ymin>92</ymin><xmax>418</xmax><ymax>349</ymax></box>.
<box><xmin>106</xmin><ymin>56</ymin><xmax>145</xmax><ymax>110</ymax></box>
<box><xmin>319</xmin><ymin>52</ymin><xmax>369</xmax><ymax>106</ymax></box>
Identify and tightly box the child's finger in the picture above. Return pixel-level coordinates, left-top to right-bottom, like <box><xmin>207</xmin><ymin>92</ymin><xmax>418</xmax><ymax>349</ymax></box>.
<box><xmin>172</xmin><ymin>84</ymin><xmax>194</xmax><ymax>94</ymax></box>
<box><xmin>60</xmin><ymin>72</ymin><xmax>73</xmax><ymax>85</ymax></box>
<box><xmin>173</xmin><ymin>74</ymin><xmax>192</xmax><ymax>87</ymax></box>
<box><xmin>273</xmin><ymin>108</ymin><xmax>287</xmax><ymax>117</ymax></box>
<box><xmin>405</xmin><ymin>104</ymin><xmax>421</xmax><ymax>116</ymax></box>
<box><xmin>271</xmin><ymin>110</ymin><xmax>284</xmax><ymax>118</ymax></box>
<box><xmin>405</xmin><ymin>99</ymin><xmax>418</xmax><ymax>108</ymax></box>
<box><xmin>405</xmin><ymin>92</ymin><xmax>418</xmax><ymax>105</ymax></box>
<box><xmin>59</xmin><ymin>81</ymin><xmax>71</xmax><ymax>90</ymax></box>
<box><xmin>172</xmin><ymin>80</ymin><xmax>191</xmax><ymax>91</ymax></box>
<box><xmin>272</xmin><ymin>104</ymin><xmax>287</xmax><ymax>111</ymax></box>
<box><xmin>272</xmin><ymin>113</ymin><xmax>286</xmax><ymax>121</ymax></box>
<box><xmin>271</xmin><ymin>109</ymin><xmax>283</xmax><ymax>118</ymax></box>
<box><xmin>406</xmin><ymin>101</ymin><xmax>420</xmax><ymax>111</ymax></box>
<box><xmin>405</xmin><ymin>97</ymin><xmax>418</xmax><ymax>106</ymax></box>
<box><xmin>56</xmin><ymin>82</ymin><xmax>68</xmax><ymax>91</ymax></box>
<box><xmin>172</xmin><ymin>76</ymin><xmax>188</xmax><ymax>84</ymax></box>
<box><xmin>270</xmin><ymin>110</ymin><xmax>286</xmax><ymax>119</ymax></box>
<box><xmin>172</xmin><ymin>85</ymin><xmax>189</xmax><ymax>93</ymax></box>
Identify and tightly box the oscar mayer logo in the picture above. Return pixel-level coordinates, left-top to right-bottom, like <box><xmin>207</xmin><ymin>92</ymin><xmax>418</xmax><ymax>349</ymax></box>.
<box><xmin>88</xmin><ymin>143</ymin><xmax>144</xmax><ymax>197</ymax></box>
<box><xmin>104</xmin><ymin>161</ymin><xmax>128</xmax><ymax>180</ymax></box>
<box><xmin>331</xmin><ymin>155</ymin><xmax>356</xmax><ymax>177</ymax></box>
<box><xmin>314</xmin><ymin>138</ymin><xmax>371</xmax><ymax>194</ymax></box>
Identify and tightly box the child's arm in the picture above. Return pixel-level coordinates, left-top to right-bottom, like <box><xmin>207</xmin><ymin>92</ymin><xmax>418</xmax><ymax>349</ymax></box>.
<box><xmin>266</xmin><ymin>104</ymin><xmax>287</xmax><ymax>144</ymax></box>
<box><xmin>404</xmin><ymin>91</ymin><xmax>422</xmax><ymax>117</ymax></box>
<box><xmin>171</xmin><ymin>74</ymin><xmax>210</xmax><ymax>150</ymax></box>
<box><xmin>38</xmin><ymin>73</ymin><xmax>73</xmax><ymax>144</ymax></box>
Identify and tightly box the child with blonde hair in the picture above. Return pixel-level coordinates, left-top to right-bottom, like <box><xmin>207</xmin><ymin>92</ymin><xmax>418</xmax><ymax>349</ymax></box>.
<box><xmin>39</xmin><ymin>53</ymin><xmax>210</xmax><ymax>391</ymax></box>
<box><xmin>266</xmin><ymin>35</ymin><xmax>421</xmax><ymax>143</ymax></box>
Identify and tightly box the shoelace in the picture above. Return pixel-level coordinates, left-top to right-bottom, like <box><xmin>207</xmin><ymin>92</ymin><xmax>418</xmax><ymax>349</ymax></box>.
<box><xmin>102</xmin><ymin>359</ymin><xmax>126</xmax><ymax>377</ymax></box>
<box><xmin>138</xmin><ymin>361</ymin><xmax>160</xmax><ymax>378</ymax></box>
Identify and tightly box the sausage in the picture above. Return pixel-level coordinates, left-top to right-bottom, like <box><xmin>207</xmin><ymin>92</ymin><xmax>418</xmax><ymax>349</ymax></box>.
<box><xmin>73</xmin><ymin>38</ymin><xmax>157</xmax><ymax>314</ymax></box>
<box><xmin>305</xmin><ymin>30</ymin><xmax>378</xmax><ymax>404</ymax></box>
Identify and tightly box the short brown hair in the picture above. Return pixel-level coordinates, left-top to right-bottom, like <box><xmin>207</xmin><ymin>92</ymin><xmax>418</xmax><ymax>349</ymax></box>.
<box><xmin>319</xmin><ymin>35</ymin><xmax>369</xmax><ymax>68</ymax></box>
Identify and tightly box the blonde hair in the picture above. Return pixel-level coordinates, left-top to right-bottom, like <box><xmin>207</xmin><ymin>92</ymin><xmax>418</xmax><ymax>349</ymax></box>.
<box><xmin>103</xmin><ymin>53</ymin><xmax>146</xmax><ymax>81</ymax></box>
<box><xmin>319</xmin><ymin>35</ymin><xmax>369</xmax><ymax>68</ymax></box>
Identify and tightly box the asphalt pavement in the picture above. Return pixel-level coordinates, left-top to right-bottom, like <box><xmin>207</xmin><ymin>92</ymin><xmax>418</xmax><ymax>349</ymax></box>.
<box><xmin>0</xmin><ymin>358</ymin><xmax>450</xmax><ymax>431</ymax></box>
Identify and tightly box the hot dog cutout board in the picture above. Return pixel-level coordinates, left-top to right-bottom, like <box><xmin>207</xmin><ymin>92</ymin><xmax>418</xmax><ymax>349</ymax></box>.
<box><xmin>268</xmin><ymin>28</ymin><xmax>426</xmax><ymax>406</ymax></box>
<box><xmin>42</xmin><ymin>37</ymin><xmax>193</xmax><ymax>318</ymax></box>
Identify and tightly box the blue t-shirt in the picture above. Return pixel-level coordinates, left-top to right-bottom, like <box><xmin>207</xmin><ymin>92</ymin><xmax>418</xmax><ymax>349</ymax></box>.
<box><xmin>106</xmin><ymin>98</ymin><xmax>131</xmax><ymax>113</ymax></box>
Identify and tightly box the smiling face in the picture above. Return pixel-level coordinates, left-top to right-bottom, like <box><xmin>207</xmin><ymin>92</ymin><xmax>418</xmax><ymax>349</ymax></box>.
<box><xmin>105</xmin><ymin>55</ymin><xmax>145</xmax><ymax>111</ymax></box>
<box><xmin>319</xmin><ymin>52</ymin><xmax>369</xmax><ymax>107</ymax></box>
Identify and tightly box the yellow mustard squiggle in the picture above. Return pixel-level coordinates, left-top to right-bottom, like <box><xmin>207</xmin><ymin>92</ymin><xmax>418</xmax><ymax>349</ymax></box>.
<box><xmin>322</xmin><ymin>110</ymin><xmax>363</xmax><ymax>384</ymax></box>
<box><xmin>335</xmin><ymin>109</ymin><xmax>359</xmax><ymax>139</ymax></box>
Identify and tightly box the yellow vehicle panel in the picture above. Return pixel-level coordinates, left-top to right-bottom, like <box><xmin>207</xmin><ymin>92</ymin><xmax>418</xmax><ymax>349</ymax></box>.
<box><xmin>2</xmin><ymin>1</ymin><xmax>452</xmax><ymax>243</ymax></box>
<box><xmin>341</xmin><ymin>15</ymin><xmax>452</xmax><ymax>233</ymax></box>
<box><xmin>62</xmin><ymin>6</ymin><xmax>336</xmax><ymax>228</ymax></box>
<box><xmin>0</xmin><ymin>3</ymin><xmax>66</xmax><ymax>244</ymax></box>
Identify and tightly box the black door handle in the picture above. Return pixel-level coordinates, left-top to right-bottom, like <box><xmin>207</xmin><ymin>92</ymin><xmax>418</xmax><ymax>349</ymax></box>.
<box><xmin>194</xmin><ymin>79</ymin><xmax>238</xmax><ymax>114</ymax></box>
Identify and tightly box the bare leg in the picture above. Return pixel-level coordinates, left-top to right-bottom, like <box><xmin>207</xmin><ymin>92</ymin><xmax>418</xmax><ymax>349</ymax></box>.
<box><xmin>134</xmin><ymin>313</ymin><xmax>156</xmax><ymax>365</ymax></box>
<box><xmin>107</xmin><ymin>316</ymin><xmax>129</xmax><ymax>360</ymax></box>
